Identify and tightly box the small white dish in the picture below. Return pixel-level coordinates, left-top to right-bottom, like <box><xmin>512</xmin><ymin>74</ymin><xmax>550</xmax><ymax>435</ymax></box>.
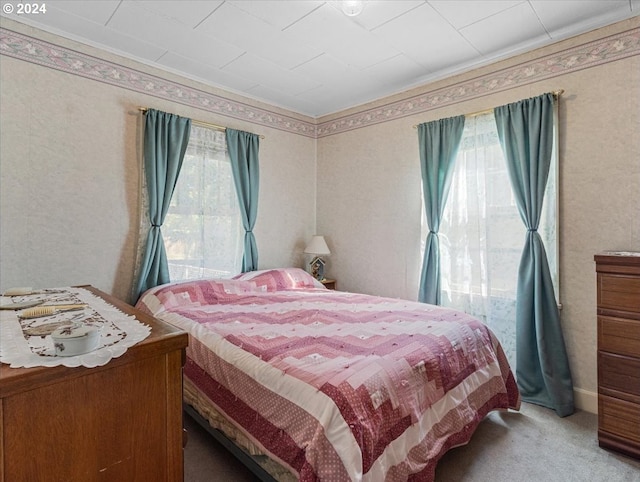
<box><xmin>51</xmin><ymin>324</ymin><xmax>101</xmax><ymax>357</ymax></box>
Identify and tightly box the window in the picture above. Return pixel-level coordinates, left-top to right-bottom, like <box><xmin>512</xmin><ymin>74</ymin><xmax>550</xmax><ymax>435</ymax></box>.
<box><xmin>163</xmin><ymin>126</ymin><xmax>243</xmax><ymax>280</ymax></box>
<box><xmin>421</xmin><ymin>111</ymin><xmax>558</xmax><ymax>368</ymax></box>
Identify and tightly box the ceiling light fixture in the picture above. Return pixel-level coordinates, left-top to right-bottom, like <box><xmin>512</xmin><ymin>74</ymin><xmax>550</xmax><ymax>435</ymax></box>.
<box><xmin>341</xmin><ymin>0</ymin><xmax>365</xmax><ymax>17</ymax></box>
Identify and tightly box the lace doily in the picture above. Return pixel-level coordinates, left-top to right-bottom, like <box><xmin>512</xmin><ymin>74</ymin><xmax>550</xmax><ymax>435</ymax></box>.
<box><xmin>0</xmin><ymin>287</ymin><xmax>151</xmax><ymax>368</ymax></box>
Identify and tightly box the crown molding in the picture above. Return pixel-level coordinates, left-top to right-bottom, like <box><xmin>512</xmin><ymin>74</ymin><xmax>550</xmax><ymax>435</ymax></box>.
<box><xmin>316</xmin><ymin>26</ymin><xmax>640</xmax><ymax>138</ymax></box>
<box><xmin>1</xmin><ymin>24</ymin><xmax>638</xmax><ymax>139</ymax></box>
<box><xmin>0</xmin><ymin>27</ymin><xmax>318</xmax><ymax>138</ymax></box>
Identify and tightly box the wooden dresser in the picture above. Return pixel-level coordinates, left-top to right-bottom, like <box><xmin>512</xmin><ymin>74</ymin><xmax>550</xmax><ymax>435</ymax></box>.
<box><xmin>0</xmin><ymin>286</ymin><xmax>189</xmax><ymax>481</ymax></box>
<box><xmin>595</xmin><ymin>252</ymin><xmax>640</xmax><ymax>459</ymax></box>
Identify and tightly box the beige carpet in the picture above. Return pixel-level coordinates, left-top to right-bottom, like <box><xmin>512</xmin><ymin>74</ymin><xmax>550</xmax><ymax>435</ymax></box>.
<box><xmin>184</xmin><ymin>402</ymin><xmax>640</xmax><ymax>481</ymax></box>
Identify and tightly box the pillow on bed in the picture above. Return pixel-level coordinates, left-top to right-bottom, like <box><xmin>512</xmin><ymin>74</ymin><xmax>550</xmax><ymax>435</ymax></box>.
<box><xmin>233</xmin><ymin>268</ymin><xmax>324</xmax><ymax>291</ymax></box>
<box><xmin>147</xmin><ymin>278</ymin><xmax>260</xmax><ymax>309</ymax></box>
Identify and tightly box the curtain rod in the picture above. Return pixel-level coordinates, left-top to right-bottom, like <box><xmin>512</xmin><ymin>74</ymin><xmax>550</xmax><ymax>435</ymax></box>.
<box><xmin>138</xmin><ymin>107</ymin><xmax>265</xmax><ymax>139</ymax></box>
<box><xmin>413</xmin><ymin>90</ymin><xmax>564</xmax><ymax>129</ymax></box>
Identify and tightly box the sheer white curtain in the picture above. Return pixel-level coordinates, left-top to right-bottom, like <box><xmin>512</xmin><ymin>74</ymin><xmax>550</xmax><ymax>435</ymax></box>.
<box><xmin>163</xmin><ymin>125</ymin><xmax>243</xmax><ymax>280</ymax></box>
<box><xmin>426</xmin><ymin>112</ymin><xmax>558</xmax><ymax>369</ymax></box>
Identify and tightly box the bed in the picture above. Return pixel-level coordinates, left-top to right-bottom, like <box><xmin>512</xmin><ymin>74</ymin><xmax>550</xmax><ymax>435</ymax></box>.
<box><xmin>136</xmin><ymin>268</ymin><xmax>520</xmax><ymax>481</ymax></box>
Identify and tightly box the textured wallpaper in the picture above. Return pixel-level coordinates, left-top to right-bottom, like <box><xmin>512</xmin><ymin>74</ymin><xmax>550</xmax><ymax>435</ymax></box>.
<box><xmin>316</xmin><ymin>18</ymin><xmax>640</xmax><ymax>412</ymax></box>
<box><xmin>0</xmin><ymin>18</ymin><xmax>317</xmax><ymax>303</ymax></box>
<box><xmin>1</xmin><ymin>15</ymin><xmax>639</xmax><ymax>412</ymax></box>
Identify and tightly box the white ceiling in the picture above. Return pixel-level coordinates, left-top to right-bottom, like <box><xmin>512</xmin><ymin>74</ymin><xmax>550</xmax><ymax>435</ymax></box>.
<box><xmin>3</xmin><ymin>1</ymin><xmax>639</xmax><ymax>117</ymax></box>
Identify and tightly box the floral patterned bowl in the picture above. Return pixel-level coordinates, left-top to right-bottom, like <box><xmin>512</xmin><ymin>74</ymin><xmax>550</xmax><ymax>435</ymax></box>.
<box><xmin>51</xmin><ymin>324</ymin><xmax>101</xmax><ymax>357</ymax></box>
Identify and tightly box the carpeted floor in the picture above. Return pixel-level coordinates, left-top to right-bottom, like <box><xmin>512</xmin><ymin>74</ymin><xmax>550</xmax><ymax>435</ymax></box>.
<box><xmin>183</xmin><ymin>402</ymin><xmax>640</xmax><ymax>481</ymax></box>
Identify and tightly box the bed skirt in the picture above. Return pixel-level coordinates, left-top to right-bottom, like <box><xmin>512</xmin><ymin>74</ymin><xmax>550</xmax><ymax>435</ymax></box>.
<box><xmin>184</xmin><ymin>376</ymin><xmax>297</xmax><ymax>482</ymax></box>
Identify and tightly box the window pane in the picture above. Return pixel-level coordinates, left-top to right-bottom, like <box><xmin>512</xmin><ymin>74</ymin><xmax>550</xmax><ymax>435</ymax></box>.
<box><xmin>164</xmin><ymin>126</ymin><xmax>243</xmax><ymax>280</ymax></box>
<box><xmin>421</xmin><ymin>111</ymin><xmax>558</xmax><ymax>370</ymax></box>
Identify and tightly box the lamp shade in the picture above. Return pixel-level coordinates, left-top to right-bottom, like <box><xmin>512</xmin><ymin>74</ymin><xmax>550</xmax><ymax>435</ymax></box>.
<box><xmin>304</xmin><ymin>236</ymin><xmax>331</xmax><ymax>255</ymax></box>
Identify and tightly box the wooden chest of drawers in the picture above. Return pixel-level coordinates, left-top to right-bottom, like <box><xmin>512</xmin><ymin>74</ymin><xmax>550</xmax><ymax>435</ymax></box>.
<box><xmin>0</xmin><ymin>286</ymin><xmax>189</xmax><ymax>481</ymax></box>
<box><xmin>595</xmin><ymin>252</ymin><xmax>640</xmax><ymax>459</ymax></box>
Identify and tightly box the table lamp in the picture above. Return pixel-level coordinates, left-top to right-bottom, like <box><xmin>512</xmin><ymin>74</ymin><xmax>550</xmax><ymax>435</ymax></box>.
<box><xmin>304</xmin><ymin>236</ymin><xmax>331</xmax><ymax>281</ymax></box>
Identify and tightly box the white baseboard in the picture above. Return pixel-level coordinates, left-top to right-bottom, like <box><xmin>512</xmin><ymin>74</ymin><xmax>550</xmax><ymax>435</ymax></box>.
<box><xmin>574</xmin><ymin>387</ymin><xmax>598</xmax><ymax>414</ymax></box>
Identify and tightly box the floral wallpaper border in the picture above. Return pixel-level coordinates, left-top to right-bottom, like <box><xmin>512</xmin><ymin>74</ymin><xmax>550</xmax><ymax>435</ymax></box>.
<box><xmin>317</xmin><ymin>26</ymin><xmax>640</xmax><ymax>137</ymax></box>
<box><xmin>1</xmin><ymin>24</ymin><xmax>639</xmax><ymax>139</ymax></box>
<box><xmin>0</xmin><ymin>27</ymin><xmax>317</xmax><ymax>138</ymax></box>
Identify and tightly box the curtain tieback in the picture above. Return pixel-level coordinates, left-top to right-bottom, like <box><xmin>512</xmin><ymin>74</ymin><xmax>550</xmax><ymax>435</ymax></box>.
<box><xmin>151</xmin><ymin>224</ymin><xmax>162</xmax><ymax>228</ymax></box>
<box><xmin>429</xmin><ymin>230</ymin><xmax>438</xmax><ymax>235</ymax></box>
<box><xmin>527</xmin><ymin>228</ymin><xmax>538</xmax><ymax>232</ymax></box>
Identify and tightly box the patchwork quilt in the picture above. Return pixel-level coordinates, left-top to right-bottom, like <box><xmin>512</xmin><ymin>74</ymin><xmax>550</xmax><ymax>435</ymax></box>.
<box><xmin>137</xmin><ymin>268</ymin><xmax>520</xmax><ymax>481</ymax></box>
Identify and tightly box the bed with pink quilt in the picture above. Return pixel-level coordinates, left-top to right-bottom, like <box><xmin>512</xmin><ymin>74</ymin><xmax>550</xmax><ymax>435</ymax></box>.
<box><xmin>136</xmin><ymin>268</ymin><xmax>520</xmax><ymax>481</ymax></box>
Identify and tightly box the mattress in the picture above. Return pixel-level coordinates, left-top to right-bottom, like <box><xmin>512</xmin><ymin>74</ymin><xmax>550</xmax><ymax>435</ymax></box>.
<box><xmin>136</xmin><ymin>268</ymin><xmax>520</xmax><ymax>481</ymax></box>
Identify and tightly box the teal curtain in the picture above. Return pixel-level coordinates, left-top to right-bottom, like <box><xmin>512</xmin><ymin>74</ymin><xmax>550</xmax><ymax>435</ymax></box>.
<box><xmin>418</xmin><ymin>116</ymin><xmax>465</xmax><ymax>304</ymax></box>
<box><xmin>226</xmin><ymin>128</ymin><xmax>260</xmax><ymax>272</ymax></box>
<box><xmin>134</xmin><ymin>109</ymin><xmax>191</xmax><ymax>301</ymax></box>
<box><xmin>494</xmin><ymin>93</ymin><xmax>574</xmax><ymax>417</ymax></box>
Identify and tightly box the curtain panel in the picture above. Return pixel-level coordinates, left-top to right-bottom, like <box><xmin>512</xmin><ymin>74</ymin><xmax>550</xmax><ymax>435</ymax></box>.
<box><xmin>226</xmin><ymin>128</ymin><xmax>260</xmax><ymax>272</ymax></box>
<box><xmin>494</xmin><ymin>93</ymin><xmax>574</xmax><ymax>417</ymax></box>
<box><xmin>417</xmin><ymin>116</ymin><xmax>466</xmax><ymax>305</ymax></box>
<box><xmin>133</xmin><ymin>109</ymin><xmax>191</xmax><ymax>302</ymax></box>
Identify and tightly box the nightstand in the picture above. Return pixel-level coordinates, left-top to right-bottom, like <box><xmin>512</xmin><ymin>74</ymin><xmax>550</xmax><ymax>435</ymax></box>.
<box><xmin>321</xmin><ymin>279</ymin><xmax>336</xmax><ymax>290</ymax></box>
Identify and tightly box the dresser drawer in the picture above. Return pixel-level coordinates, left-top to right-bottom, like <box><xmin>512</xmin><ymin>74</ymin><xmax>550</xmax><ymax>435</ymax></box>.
<box><xmin>598</xmin><ymin>352</ymin><xmax>640</xmax><ymax>402</ymax></box>
<box><xmin>598</xmin><ymin>274</ymin><xmax>640</xmax><ymax>314</ymax></box>
<box><xmin>599</xmin><ymin>395</ymin><xmax>640</xmax><ymax>444</ymax></box>
<box><xmin>598</xmin><ymin>316</ymin><xmax>640</xmax><ymax>357</ymax></box>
